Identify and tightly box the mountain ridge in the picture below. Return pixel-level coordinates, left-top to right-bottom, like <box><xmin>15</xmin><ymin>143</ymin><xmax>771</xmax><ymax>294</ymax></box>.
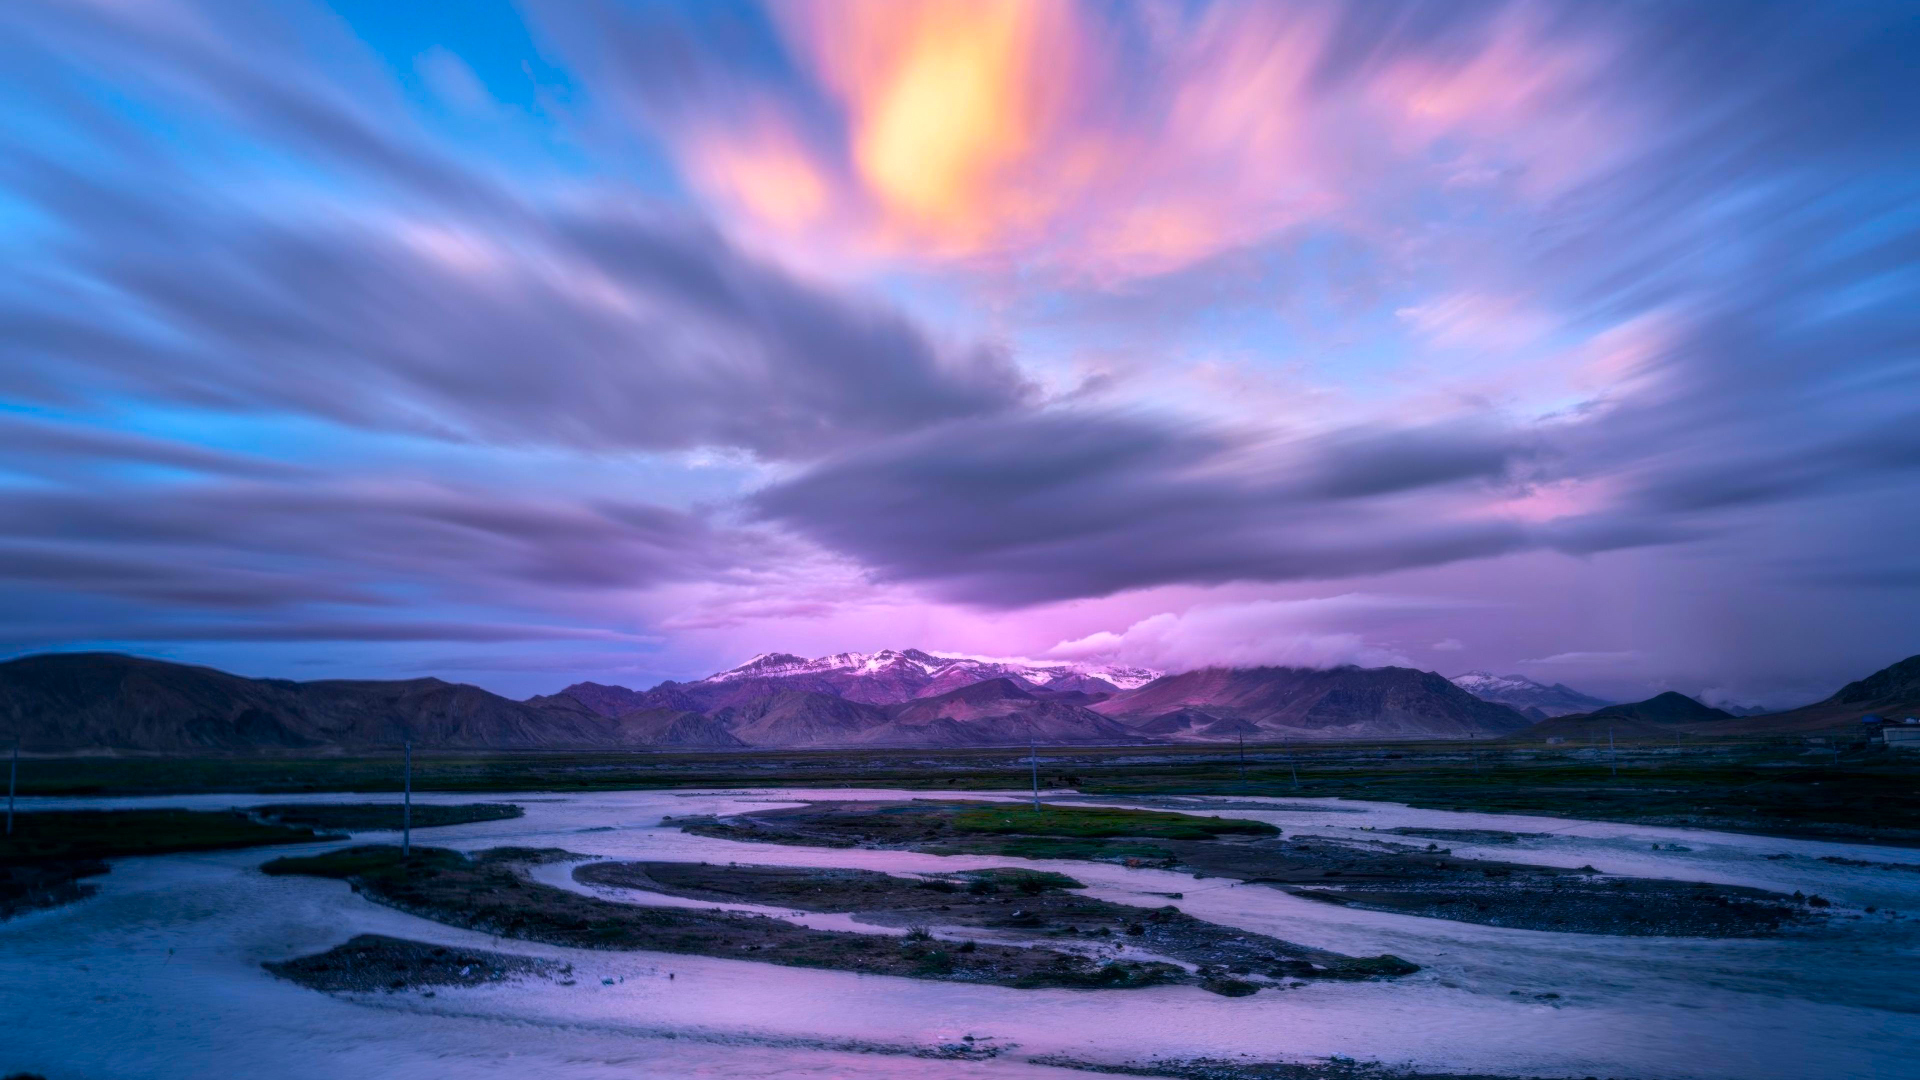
<box><xmin>10</xmin><ymin>649</ymin><xmax>1913</xmax><ymax>752</ymax></box>
<box><xmin>1448</xmin><ymin>671</ymin><xmax>1612</xmax><ymax>718</ymax></box>
<box><xmin>1094</xmin><ymin>665</ymin><xmax>1535</xmax><ymax>739</ymax></box>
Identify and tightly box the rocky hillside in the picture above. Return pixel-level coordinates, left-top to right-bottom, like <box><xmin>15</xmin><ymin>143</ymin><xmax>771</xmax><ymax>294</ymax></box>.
<box><xmin>0</xmin><ymin>652</ymin><xmax>624</xmax><ymax>752</ymax></box>
<box><xmin>1683</xmin><ymin>653</ymin><xmax>1920</xmax><ymax>735</ymax></box>
<box><xmin>1517</xmin><ymin>691</ymin><xmax>1733</xmax><ymax>740</ymax></box>
<box><xmin>1094</xmin><ymin>666</ymin><xmax>1533</xmax><ymax>739</ymax></box>
<box><xmin>1449</xmin><ymin>672</ymin><xmax>1612</xmax><ymax>717</ymax></box>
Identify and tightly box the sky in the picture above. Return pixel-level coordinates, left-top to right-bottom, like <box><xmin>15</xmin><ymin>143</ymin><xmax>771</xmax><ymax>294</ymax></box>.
<box><xmin>1</xmin><ymin>0</ymin><xmax>1916</xmax><ymax>706</ymax></box>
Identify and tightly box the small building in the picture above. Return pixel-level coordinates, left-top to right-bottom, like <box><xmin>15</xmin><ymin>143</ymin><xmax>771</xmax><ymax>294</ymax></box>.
<box><xmin>1885</xmin><ymin>721</ymin><xmax>1920</xmax><ymax>751</ymax></box>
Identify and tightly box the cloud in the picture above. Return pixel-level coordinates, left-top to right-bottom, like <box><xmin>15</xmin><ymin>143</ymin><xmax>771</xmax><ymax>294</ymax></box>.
<box><xmin>542</xmin><ymin>0</ymin><xmax>1637</xmax><ymax>278</ymax></box>
<box><xmin>0</xmin><ymin>5</ymin><xmax>1029</xmax><ymax>462</ymax></box>
<box><xmin>0</xmin><ymin>179</ymin><xmax>1029</xmax><ymax>460</ymax></box>
<box><xmin>0</xmin><ymin>476</ymin><xmax>777</xmax><ymax>651</ymax></box>
<box><xmin>0</xmin><ymin>620</ymin><xmax>657</xmax><ymax>646</ymax></box>
<box><xmin>1518</xmin><ymin>650</ymin><xmax>1647</xmax><ymax>667</ymax></box>
<box><xmin>3</xmin><ymin>0</ymin><xmax>1919</xmax><ymax>703</ymax></box>
<box><xmin>1431</xmin><ymin>638</ymin><xmax>1466</xmax><ymax>652</ymax></box>
<box><xmin>751</xmin><ymin>408</ymin><xmax>1648</xmax><ymax>605</ymax></box>
<box><xmin>0</xmin><ymin>416</ymin><xmax>306</xmax><ymax>481</ymax></box>
<box><xmin>1049</xmin><ymin>599</ymin><xmax>1412</xmax><ymax>673</ymax></box>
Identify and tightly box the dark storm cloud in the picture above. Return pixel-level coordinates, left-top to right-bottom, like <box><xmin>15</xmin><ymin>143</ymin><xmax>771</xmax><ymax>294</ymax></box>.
<box><xmin>1305</xmin><ymin>424</ymin><xmax>1541</xmax><ymax>499</ymax></box>
<box><xmin>751</xmin><ymin>411</ymin><xmax>1589</xmax><ymax>604</ymax></box>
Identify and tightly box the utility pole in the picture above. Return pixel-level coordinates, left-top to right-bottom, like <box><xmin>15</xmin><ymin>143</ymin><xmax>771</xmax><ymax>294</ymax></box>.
<box><xmin>1608</xmin><ymin>728</ymin><xmax>1617</xmax><ymax>779</ymax></box>
<box><xmin>1286</xmin><ymin>738</ymin><xmax>1300</xmax><ymax>790</ymax></box>
<box><xmin>1028</xmin><ymin>730</ymin><xmax>1041</xmax><ymax>811</ymax></box>
<box><xmin>401</xmin><ymin>740</ymin><xmax>413</xmax><ymax>859</ymax></box>
<box><xmin>1238</xmin><ymin>735</ymin><xmax>1248</xmax><ymax>788</ymax></box>
<box><xmin>7</xmin><ymin>739</ymin><xmax>17</xmax><ymax>837</ymax></box>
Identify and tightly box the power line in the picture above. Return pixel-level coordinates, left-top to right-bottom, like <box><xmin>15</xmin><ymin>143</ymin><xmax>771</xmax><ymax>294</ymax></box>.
<box><xmin>1028</xmin><ymin>728</ymin><xmax>1040</xmax><ymax>812</ymax></box>
<box><xmin>402</xmin><ymin>739</ymin><xmax>413</xmax><ymax>860</ymax></box>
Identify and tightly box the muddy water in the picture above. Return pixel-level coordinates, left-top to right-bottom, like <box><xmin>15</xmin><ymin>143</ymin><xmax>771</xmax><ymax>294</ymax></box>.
<box><xmin>3</xmin><ymin>789</ymin><xmax>1917</xmax><ymax>1080</ymax></box>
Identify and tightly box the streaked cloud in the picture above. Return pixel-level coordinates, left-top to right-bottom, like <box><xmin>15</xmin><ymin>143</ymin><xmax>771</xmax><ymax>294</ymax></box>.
<box><xmin>0</xmin><ymin>0</ymin><xmax>1915</xmax><ymax>701</ymax></box>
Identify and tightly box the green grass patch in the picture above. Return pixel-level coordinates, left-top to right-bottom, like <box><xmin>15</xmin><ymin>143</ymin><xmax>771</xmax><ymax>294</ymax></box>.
<box><xmin>948</xmin><ymin>804</ymin><xmax>1277</xmax><ymax>840</ymax></box>
<box><xmin>260</xmin><ymin>845</ymin><xmax>467</xmax><ymax>881</ymax></box>
<box><xmin>935</xmin><ymin>836</ymin><xmax>1179</xmax><ymax>863</ymax></box>
<box><xmin>0</xmin><ymin>809</ymin><xmax>327</xmax><ymax>863</ymax></box>
<box><xmin>253</xmin><ymin>802</ymin><xmax>522</xmax><ymax>832</ymax></box>
<box><xmin>954</xmin><ymin>867</ymin><xmax>1086</xmax><ymax>891</ymax></box>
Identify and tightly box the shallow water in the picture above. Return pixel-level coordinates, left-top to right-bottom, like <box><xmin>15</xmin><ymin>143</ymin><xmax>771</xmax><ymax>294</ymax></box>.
<box><xmin>4</xmin><ymin>788</ymin><xmax>1918</xmax><ymax>1079</ymax></box>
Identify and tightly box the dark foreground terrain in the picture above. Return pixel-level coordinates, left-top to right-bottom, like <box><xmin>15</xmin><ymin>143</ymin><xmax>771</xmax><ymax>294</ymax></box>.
<box><xmin>264</xmin><ymin>933</ymin><xmax>565</xmax><ymax>993</ymax></box>
<box><xmin>0</xmin><ymin>809</ymin><xmax>328</xmax><ymax>920</ymax></box>
<box><xmin>1036</xmin><ymin>1057</ymin><xmax>1589</xmax><ymax>1080</ymax></box>
<box><xmin>0</xmin><ymin>804</ymin><xmax>519</xmax><ymax>921</ymax></box>
<box><xmin>680</xmin><ymin>801</ymin><xmax>1811</xmax><ymax>937</ymax></box>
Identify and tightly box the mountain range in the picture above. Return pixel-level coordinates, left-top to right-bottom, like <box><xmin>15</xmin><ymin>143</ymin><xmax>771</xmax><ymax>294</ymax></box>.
<box><xmin>2</xmin><ymin>647</ymin><xmax>1915</xmax><ymax>753</ymax></box>
<box><xmin>1516</xmin><ymin>691</ymin><xmax>1735</xmax><ymax>740</ymax></box>
<box><xmin>1446</xmin><ymin>672</ymin><xmax>1613</xmax><ymax>719</ymax></box>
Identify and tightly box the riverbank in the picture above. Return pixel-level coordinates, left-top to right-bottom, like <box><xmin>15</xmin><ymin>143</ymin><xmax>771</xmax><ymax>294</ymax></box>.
<box><xmin>0</xmin><ymin>804</ymin><xmax>521</xmax><ymax>921</ymax></box>
<box><xmin>264</xmin><ymin>933</ymin><xmax>565</xmax><ymax>993</ymax></box>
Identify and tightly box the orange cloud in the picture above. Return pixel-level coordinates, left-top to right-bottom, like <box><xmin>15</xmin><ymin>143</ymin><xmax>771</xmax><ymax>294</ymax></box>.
<box><xmin>777</xmin><ymin>0</ymin><xmax>1088</xmax><ymax>254</ymax></box>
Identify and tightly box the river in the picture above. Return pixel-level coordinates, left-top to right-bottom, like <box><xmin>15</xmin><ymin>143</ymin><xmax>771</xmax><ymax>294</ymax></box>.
<box><xmin>4</xmin><ymin>789</ymin><xmax>1916</xmax><ymax>1079</ymax></box>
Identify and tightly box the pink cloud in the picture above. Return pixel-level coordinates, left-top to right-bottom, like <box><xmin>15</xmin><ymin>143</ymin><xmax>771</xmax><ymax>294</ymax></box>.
<box><xmin>639</xmin><ymin>2</ymin><xmax>1634</xmax><ymax>281</ymax></box>
<box><xmin>1048</xmin><ymin>597</ymin><xmax>1416</xmax><ymax>673</ymax></box>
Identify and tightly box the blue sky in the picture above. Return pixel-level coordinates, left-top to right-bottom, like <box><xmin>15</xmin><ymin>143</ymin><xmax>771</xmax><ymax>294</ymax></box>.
<box><xmin>1</xmin><ymin>0</ymin><xmax>1916</xmax><ymax>705</ymax></box>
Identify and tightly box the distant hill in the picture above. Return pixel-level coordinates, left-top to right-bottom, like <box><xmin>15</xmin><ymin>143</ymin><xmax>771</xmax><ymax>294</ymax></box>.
<box><xmin>710</xmin><ymin>690</ymin><xmax>891</xmax><ymax>747</ymax></box>
<box><xmin>0</xmin><ymin>652</ymin><xmax>629</xmax><ymax>752</ymax></box>
<box><xmin>878</xmin><ymin>677</ymin><xmax>1140</xmax><ymax>746</ymax></box>
<box><xmin>1449</xmin><ymin>672</ymin><xmax>1611</xmax><ymax>717</ymax></box>
<box><xmin>608</xmin><ymin>707</ymin><xmax>745</xmax><ymax>748</ymax></box>
<box><xmin>1690</xmin><ymin>653</ymin><xmax>1920</xmax><ymax>735</ymax></box>
<box><xmin>536</xmin><ymin>681</ymin><xmax>652</xmax><ymax>717</ymax></box>
<box><xmin>1135</xmin><ymin>708</ymin><xmax>1221</xmax><ymax>736</ymax></box>
<box><xmin>1094</xmin><ymin>666</ymin><xmax>1533</xmax><ymax>739</ymax></box>
<box><xmin>1518</xmin><ymin>691</ymin><xmax>1732</xmax><ymax>740</ymax></box>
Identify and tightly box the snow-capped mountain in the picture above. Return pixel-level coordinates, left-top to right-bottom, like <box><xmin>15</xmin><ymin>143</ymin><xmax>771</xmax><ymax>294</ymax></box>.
<box><xmin>1449</xmin><ymin>671</ymin><xmax>1612</xmax><ymax>718</ymax></box>
<box><xmin>701</xmin><ymin>648</ymin><xmax>1159</xmax><ymax>699</ymax></box>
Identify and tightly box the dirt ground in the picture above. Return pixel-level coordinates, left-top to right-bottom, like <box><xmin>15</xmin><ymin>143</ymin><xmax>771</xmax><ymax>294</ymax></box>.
<box><xmin>263</xmin><ymin>933</ymin><xmax>564</xmax><ymax>993</ymax></box>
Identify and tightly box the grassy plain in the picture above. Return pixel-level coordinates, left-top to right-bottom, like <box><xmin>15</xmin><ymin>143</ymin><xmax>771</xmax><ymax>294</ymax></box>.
<box><xmin>253</xmin><ymin>802</ymin><xmax>523</xmax><ymax>832</ymax></box>
<box><xmin>12</xmin><ymin>736</ymin><xmax>1918</xmax><ymax>844</ymax></box>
